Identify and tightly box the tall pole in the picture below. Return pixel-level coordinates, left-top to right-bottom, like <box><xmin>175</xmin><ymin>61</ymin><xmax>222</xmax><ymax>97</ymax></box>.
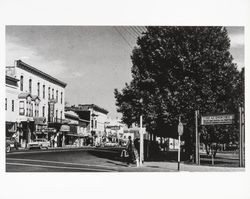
<box><xmin>239</xmin><ymin>106</ymin><xmax>243</xmax><ymax>167</ymax></box>
<box><xmin>195</xmin><ymin>110</ymin><xmax>200</xmax><ymax>165</ymax></box>
<box><xmin>140</xmin><ymin>115</ymin><xmax>144</xmax><ymax>166</ymax></box>
<box><xmin>178</xmin><ymin>134</ymin><xmax>181</xmax><ymax>171</ymax></box>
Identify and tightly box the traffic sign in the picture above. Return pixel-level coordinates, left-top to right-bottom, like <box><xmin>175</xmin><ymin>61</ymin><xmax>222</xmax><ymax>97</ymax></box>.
<box><xmin>178</xmin><ymin>122</ymin><xmax>183</xmax><ymax>136</ymax></box>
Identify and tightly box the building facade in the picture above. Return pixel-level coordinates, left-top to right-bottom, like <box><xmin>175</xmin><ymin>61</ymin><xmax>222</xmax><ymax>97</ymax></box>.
<box><xmin>66</xmin><ymin>104</ymin><xmax>109</xmax><ymax>146</ymax></box>
<box><xmin>6</xmin><ymin>60</ymin><xmax>67</xmax><ymax>147</ymax></box>
<box><xmin>5</xmin><ymin>75</ymin><xmax>19</xmax><ymax>138</ymax></box>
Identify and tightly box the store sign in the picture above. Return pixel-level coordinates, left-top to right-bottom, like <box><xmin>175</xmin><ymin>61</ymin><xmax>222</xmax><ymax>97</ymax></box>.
<box><xmin>34</xmin><ymin>117</ymin><xmax>46</xmax><ymax>124</ymax></box>
<box><xmin>110</xmin><ymin>126</ymin><xmax>120</xmax><ymax>130</ymax></box>
<box><xmin>201</xmin><ymin>114</ymin><xmax>234</xmax><ymax>125</ymax></box>
<box><xmin>60</xmin><ymin>125</ymin><xmax>70</xmax><ymax>132</ymax></box>
<box><xmin>48</xmin><ymin>102</ymin><xmax>55</xmax><ymax>121</ymax></box>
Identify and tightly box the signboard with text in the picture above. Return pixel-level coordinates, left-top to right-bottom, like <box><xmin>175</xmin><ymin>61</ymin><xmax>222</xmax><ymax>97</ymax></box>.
<box><xmin>201</xmin><ymin>114</ymin><xmax>234</xmax><ymax>125</ymax></box>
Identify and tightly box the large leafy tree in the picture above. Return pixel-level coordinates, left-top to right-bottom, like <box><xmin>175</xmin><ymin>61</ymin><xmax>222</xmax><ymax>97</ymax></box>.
<box><xmin>114</xmin><ymin>27</ymin><xmax>243</xmax><ymax>153</ymax></box>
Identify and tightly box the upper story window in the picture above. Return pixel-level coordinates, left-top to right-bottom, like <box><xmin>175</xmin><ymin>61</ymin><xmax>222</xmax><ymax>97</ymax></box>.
<box><xmin>56</xmin><ymin>90</ymin><xmax>58</xmax><ymax>102</ymax></box>
<box><xmin>29</xmin><ymin>79</ymin><xmax>32</xmax><ymax>94</ymax></box>
<box><xmin>26</xmin><ymin>101</ymin><xmax>29</xmax><ymax>116</ymax></box>
<box><xmin>95</xmin><ymin>120</ymin><xmax>97</xmax><ymax>129</ymax></box>
<box><xmin>48</xmin><ymin>87</ymin><xmax>51</xmax><ymax>100</ymax></box>
<box><xmin>37</xmin><ymin>82</ymin><xmax>40</xmax><ymax>97</ymax></box>
<box><xmin>20</xmin><ymin>76</ymin><xmax>23</xmax><ymax>91</ymax></box>
<box><xmin>91</xmin><ymin>119</ymin><xmax>94</xmax><ymax>129</ymax></box>
<box><xmin>12</xmin><ymin>100</ymin><xmax>14</xmax><ymax>112</ymax></box>
<box><xmin>42</xmin><ymin>106</ymin><xmax>45</xmax><ymax>117</ymax></box>
<box><xmin>43</xmin><ymin>85</ymin><xmax>45</xmax><ymax>99</ymax></box>
<box><xmin>61</xmin><ymin>92</ymin><xmax>63</xmax><ymax>104</ymax></box>
<box><xmin>5</xmin><ymin>98</ymin><xmax>7</xmax><ymax>110</ymax></box>
<box><xmin>19</xmin><ymin>101</ymin><xmax>24</xmax><ymax>115</ymax></box>
<box><xmin>52</xmin><ymin>88</ymin><xmax>54</xmax><ymax>100</ymax></box>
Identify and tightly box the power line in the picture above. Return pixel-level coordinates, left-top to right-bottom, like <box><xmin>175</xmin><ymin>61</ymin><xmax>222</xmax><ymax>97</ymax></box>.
<box><xmin>137</xmin><ymin>26</ymin><xmax>147</xmax><ymax>33</ymax></box>
<box><xmin>127</xmin><ymin>26</ymin><xmax>140</xmax><ymax>39</ymax></box>
<box><xmin>121</xmin><ymin>26</ymin><xmax>138</xmax><ymax>40</ymax></box>
<box><xmin>130</xmin><ymin>26</ymin><xmax>141</xmax><ymax>36</ymax></box>
<box><xmin>113</xmin><ymin>26</ymin><xmax>133</xmax><ymax>49</ymax></box>
<box><xmin>134</xmin><ymin>26</ymin><xmax>143</xmax><ymax>35</ymax></box>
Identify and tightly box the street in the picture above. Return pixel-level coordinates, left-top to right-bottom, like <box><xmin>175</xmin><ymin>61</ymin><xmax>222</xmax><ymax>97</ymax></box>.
<box><xmin>6</xmin><ymin>147</ymin><xmax>244</xmax><ymax>172</ymax></box>
<box><xmin>6</xmin><ymin>147</ymin><xmax>127</xmax><ymax>172</ymax></box>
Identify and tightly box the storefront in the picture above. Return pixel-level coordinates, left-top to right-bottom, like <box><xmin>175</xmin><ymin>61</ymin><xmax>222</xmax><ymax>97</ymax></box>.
<box><xmin>6</xmin><ymin>121</ymin><xmax>17</xmax><ymax>137</ymax></box>
<box><xmin>34</xmin><ymin>117</ymin><xmax>47</xmax><ymax>139</ymax></box>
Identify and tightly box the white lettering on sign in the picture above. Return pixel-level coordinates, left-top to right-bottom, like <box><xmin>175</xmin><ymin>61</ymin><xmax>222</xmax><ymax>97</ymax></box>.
<box><xmin>201</xmin><ymin>114</ymin><xmax>234</xmax><ymax>125</ymax></box>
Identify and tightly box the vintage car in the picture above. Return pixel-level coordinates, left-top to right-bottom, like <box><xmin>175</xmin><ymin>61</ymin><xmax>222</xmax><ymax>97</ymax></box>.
<box><xmin>6</xmin><ymin>137</ymin><xmax>20</xmax><ymax>153</ymax></box>
<box><xmin>27</xmin><ymin>138</ymin><xmax>50</xmax><ymax>150</ymax></box>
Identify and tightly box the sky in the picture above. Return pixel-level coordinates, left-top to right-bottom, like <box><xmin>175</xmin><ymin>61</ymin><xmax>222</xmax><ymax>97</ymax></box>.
<box><xmin>5</xmin><ymin>26</ymin><xmax>244</xmax><ymax>119</ymax></box>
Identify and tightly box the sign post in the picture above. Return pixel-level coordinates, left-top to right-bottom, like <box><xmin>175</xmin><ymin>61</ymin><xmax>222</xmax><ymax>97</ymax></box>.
<box><xmin>178</xmin><ymin>117</ymin><xmax>183</xmax><ymax>171</ymax></box>
<box><xmin>195</xmin><ymin>110</ymin><xmax>200</xmax><ymax>165</ymax></box>
<box><xmin>200</xmin><ymin>113</ymin><xmax>235</xmax><ymax>166</ymax></box>
<box><xmin>139</xmin><ymin>115</ymin><xmax>144</xmax><ymax>166</ymax></box>
<box><xmin>239</xmin><ymin>107</ymin><xmax>245</xmax><ymax>167</ymax></box>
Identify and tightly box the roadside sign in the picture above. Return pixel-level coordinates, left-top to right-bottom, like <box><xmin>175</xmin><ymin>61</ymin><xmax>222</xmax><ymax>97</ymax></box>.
<box><xmin>178</xmin><ymin>122</ymin><xmax>183</xmax><ymax>136</ymax></box>
<box><xmin>201</xmin><ymin>114</ymin><xmax>234</xmax><ymax>125</ymax></box>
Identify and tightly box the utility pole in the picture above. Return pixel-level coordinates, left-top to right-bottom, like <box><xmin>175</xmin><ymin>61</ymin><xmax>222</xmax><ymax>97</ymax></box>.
<box><xmin>195</xmin><ymin>110</ymin><xmax>200</xmax><ymax>165</ymax></box>
<box><xmin>239</xmin><ymin>106</ymin><xmax>244</xmax><ymax>167</ymax></box>
<box><xmin>178</xmin><ymin>116</ymin><xmax>183</xmax><ymax>171</ymax></box>
<box><xmin>140</xmin><ymin>115</ymin><xmax>144</xmax><ymax>166</ymax></box>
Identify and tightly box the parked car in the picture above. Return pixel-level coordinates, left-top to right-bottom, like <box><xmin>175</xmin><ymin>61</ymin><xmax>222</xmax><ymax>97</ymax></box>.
<box><xmin>6</xmin><ymin>137</ymin><xmax>20</xmax><ymax>153</ymax></box>
<box><xmin>104</xmin><ymin>142</ymin><xmax>118</xmax><ymax>147</ymax></box>
<box><xmin>27</xmin><ymin>138</ymin><xmax>50</xmax><ymax>150</ymax></box>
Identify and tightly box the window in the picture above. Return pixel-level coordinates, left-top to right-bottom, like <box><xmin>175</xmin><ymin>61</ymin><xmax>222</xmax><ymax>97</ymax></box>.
<box><xmin>61</xmin><ymin>92</ymin><xmax>63</xmax><ymax>104</ymax></box>
<box><xmin>95</xmin><ymin>120</ymin><xmax>97</xmax><ymax>129</ymax></box>
<box><xmin>56</xmin><ymin>110</ymin><xmax>58</xmax><ymax>121</ymax></box>
<box><xmin>29</xmin><ymin>79</ymin><xmax>32</xmax><ymax>94</ymax></box>
<box><xmin>42</xmin><ymin>106</ymin><xmax>45</xmax><ymax>117</ymax></box>
<box><xmin>43</xmin><ymin>85</ymin><xmax>45</xmax><ymax>99</ymax></box>
<box><xmin>20</xmin><ymin>76</ymin><xmax>23</xmax><ymax>91</ymax></box>
<box><xmin>91</xmin><ymin>119</ymin><xmax>94</xmax><ymax>129</ymax></box>
<box><xmin>60</xmin><ymin>111</ymin><xmax>62</xmax><ymax>122</ymax></box>
<box><xmin>37</xmin><ymin>82</ymin><xmax>40</xmax><ymax>97</ymax></box>
<box><xmin>56</xmin><ymin>90</ymin><xmax>58</xmax><ymax>102</ymax></box>
<box><xmin>52</xmin><ymin>88</ymin><xmax>54</xmax><ymax>99</ymax></box>
<box><xmin>30</xmin><ymin>103</ymin><xmax>33</xmax><ymax>117</ymax></box>
<box><xmin>35</xmin><ymin>103</ymin><xmax>38</xmax><ymax>117</ymax></box>
<box><xmin>5</xmin><ymin>98</ymin><xmax>7</xmax><ymax>110</ymax></box>
<box><xmin>48</xmin><ymin>87</ymin><xmax>51</xmax><ymax>100</ymax></box>
<box><xmin>26</xmin><ymin>101</ymin><xmax>28</xmax><ymax>116</ymax></box>
<box><xmin>12</xmin><ymin>100</ymin><xmax>14</xmax><ymax>112</ymax></box>
<box><xmin>19</xmin><ymin>101</ymin><xmax>24</xmax><ymax>115</ymax></box>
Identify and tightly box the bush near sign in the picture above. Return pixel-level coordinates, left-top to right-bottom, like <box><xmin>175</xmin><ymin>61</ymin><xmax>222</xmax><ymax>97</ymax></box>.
<box><xmin>201</xmin><ymin>114</ymin><xmax>234</xmax><ymax>125</ymax></box>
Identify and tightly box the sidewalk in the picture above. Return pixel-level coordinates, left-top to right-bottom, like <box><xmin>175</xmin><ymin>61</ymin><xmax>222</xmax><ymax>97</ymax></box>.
<box><xmin>123</xmin><ymin>161</ymin><xmax>245</xmax><ymax>172</ymax></box>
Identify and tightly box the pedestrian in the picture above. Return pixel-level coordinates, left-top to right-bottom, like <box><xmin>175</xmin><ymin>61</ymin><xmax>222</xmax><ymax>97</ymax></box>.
<box><xmin>126</xmin><ymin>136</ymin><xmax>137</xmax><ymax>166</ymax></box>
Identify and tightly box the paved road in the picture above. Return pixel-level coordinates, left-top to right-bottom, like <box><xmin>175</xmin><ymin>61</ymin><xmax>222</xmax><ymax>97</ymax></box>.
<box><xmin>6</xmin><ymin>147</ymin><xmax>129</xmax><ymax>172</ymax></box>
<box><xmin>6</xmin><ymin>147</ymin><xmax>243</xmax><ymax>172</ymax></box>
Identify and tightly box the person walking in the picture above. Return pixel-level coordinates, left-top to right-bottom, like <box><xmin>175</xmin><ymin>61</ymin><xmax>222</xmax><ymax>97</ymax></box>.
<box><xmin>126</xmin><ymin>136</ymin><xmax>134</xmax><ymax>166</ymax></box>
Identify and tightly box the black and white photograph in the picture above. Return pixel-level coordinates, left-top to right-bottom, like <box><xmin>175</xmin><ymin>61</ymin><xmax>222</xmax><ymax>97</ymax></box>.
<box><xmin>1</xmin><ymin>0</ymin><xmax>250</xmax><ymax>199</ymax></box>
<box><xmin>5</xmin><ymin>25</ymin><xmax>245</xmax><ymax>172</ymax></box>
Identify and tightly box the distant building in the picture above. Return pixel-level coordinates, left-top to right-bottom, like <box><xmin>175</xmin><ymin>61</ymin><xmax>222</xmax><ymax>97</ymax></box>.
<box><xmin>6</xmin><ymin>60</ymin><xmax>67</xmax><ymax>147</ymax></box>
<box><xmin>66</xmin><ymin>104</ymin><xmax>109</xmax><ymax>145</ymax></box>
<box><xmin>105</xmin><ymin>118</ymin><xmax>125</xmax><ymax>142</ymax></box>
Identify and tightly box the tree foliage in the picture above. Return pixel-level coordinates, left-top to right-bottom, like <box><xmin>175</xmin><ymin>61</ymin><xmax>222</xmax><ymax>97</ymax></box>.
<box><xmin>114</xmin><ymin>26</ymin><xmax>244</xmax><ymax>148</ymax></box>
